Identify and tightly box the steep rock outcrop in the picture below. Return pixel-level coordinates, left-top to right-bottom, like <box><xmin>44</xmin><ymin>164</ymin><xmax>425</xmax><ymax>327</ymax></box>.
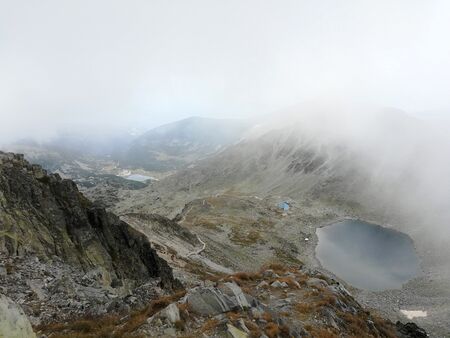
<box><xmin>0</xmin><ymin>151</ymin><xmax>178</xmax><ymax>289</ymax></box>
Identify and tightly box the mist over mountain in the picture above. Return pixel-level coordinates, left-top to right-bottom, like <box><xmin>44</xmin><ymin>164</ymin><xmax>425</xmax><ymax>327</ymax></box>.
<box><xmin>2</xmin><ymin>116</ymin><xmax>253</xmax><ymax>177</ymax></box>
<box><xmin>123</xmin><ymin>104</ymin><xmax>450</xmax><ymax>231</ymax></box>
<box><xmin>120</xmin><ymin>116</ymin><xmax>253</xmax><ymax>170</ymax></box>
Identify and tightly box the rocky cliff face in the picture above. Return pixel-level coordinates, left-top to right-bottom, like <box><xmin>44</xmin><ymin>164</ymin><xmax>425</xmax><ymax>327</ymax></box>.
<box><xmin>0</xmin><ymin>151</ymin><xmax>180</xmax><ymax>325</ymax></box>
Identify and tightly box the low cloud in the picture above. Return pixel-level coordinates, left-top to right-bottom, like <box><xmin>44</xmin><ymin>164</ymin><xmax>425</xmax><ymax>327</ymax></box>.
<box><xmin>1</xmin><ymin>0</ymin><xmax>450</xmax><ymax>143</ymax></box>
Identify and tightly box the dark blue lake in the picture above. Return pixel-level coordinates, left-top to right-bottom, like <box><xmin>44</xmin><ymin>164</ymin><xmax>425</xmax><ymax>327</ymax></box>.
<box><xmin>316</xmin><ymin>220</ymin><xmax>420</xmax><ymax>291</ymax></box>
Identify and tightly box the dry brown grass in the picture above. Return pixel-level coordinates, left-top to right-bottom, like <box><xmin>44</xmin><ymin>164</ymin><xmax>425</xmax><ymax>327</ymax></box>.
<box><xmin>279</xmin><ymin>324</ymin><xmax>291</xmax><ymax>337</ymax></box>
<box><xmin>312</xmin><ymin>286</ymin><xmax>337</xmax><ymax>304</ymax></box>
<box><xmin>261</xmin><ymin>262</ymin><xmax>288</xmax><ymax>275</ymax></box>
<box><xmin>174</xmin><ymin>320</ymin><xmax>186</xmax><ymax>331</ymax></box>
<box><xmin>295</xmin><ymin>302</ymin><xmax>312</xmax><ymax>314</ymax></box>
<box><xmin>199</xmin><ymin>318</ymin><xmax>219</xmax><ymax>334</ymax></box>
<box><xmin>305</xmin><ymin>309</ymin><xmax>395</xmax><ymax>338</ymax></box>
<box><xmin>223</xmin><ymin>271</ymin><xmax>262</xmax><ymax>287</ymax></box>
<box><xmin>177</xmin><ymin>302</ymin><xmax>189</xmax><ymax>312</ymax></box>
<box><xmin>264</xmin><ymin>322</ymin><xmax>280</xmax><ymax>338</ymax></box>
<box><xmin>35</xmin><ymin>291</ymin><xmax>186</xmax><ymax>338</ymax></box>
<box><xmin>306</xmin><ymin>327</ymin><xmax>339</xmax><ymax>338</ymax></box>
<box><xmin>244</xmin><ymin>319</ymin><xmax>261</xmax><ymax>338</ymax></box>
<box><xmin>341</xmin><ymin>312</ymin><xmax>368</xmax><ymax>336</ymax></box>
<box><xmin>230</xmin><ymin>271</ymin><xmax>262</xmax><ymax>281</ymax></box>
<box><xmin>119</xmin><ymin>291</ymin><xmax>186</xmax><ymax>334</ymax></box>
<box><xmin>239</xmin><ymin>285</ymin><xmax>253</xmax><ymax>295</ymax></box>
<box><xmin>176</xmin><ymin>302</ymin><xmax>193</xmax><ymax>323</ymax></box>
<box><xmin>36</xmin><ymin>315</ymin><xmax>122</xmax><ymax>338</ymax></box>
<box><xmin>298</xmin><ymin>286</ymin><xmax>337</xmax><ymax>315</ymax></box>
<box><xmin>372</xmin><ymin>314</ymin><xmax>398</xmax><ymax>338</ymax></box>
<box><xmin>229</xmin><ymin>226</ymin><xmax>263</xmax><ymax>245</ymax></box>
<box><xmin>226</xmin><ymin>311</ymin><xmax>242</xmax><ymax>322</ymax></box>
<box><xmin>261</xmin><ymin>312</ymin><xmax>273</xmax><ymax>322</ymax></box>
<box><xmin>340</xmin><ymin>311</ymin><xmax>396</xmax><ymax>338</ymax></box>
<box><xmin>314</xmin><ymin>293</ymin><xmax>337</xmax><ymax>307</ymax></box>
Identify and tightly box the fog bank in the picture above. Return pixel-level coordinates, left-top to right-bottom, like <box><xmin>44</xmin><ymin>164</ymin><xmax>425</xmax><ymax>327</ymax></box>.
<box><xmin>1</xmin><ymin>0</ymin><xmax>450</xmax><ymax>143</ymax></box>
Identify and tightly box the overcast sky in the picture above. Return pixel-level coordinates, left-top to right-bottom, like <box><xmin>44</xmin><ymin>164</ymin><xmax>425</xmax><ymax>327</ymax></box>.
<box><xmin>1</xmin><ymin>0</ymin><xmax>450</xmax><ymax>142</ymax></box>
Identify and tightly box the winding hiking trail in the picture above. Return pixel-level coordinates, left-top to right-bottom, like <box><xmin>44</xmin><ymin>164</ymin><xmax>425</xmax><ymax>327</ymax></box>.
<box><xmin>186</xmin><ymin>235</ymin><xmax>206</xmax><ymax>257</ymax></box>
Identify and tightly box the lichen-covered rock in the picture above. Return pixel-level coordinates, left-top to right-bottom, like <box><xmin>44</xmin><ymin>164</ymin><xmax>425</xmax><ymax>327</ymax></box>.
<box><xmin>0</xmin><ymin>294</ymin><xmax>36</xmax><ymax>338</ymax></box>
<box><xmin>185</xmin><ymin>282</ymin><xmax>250</xmax><ymax>316</ymax></box>
<box><xmin>223</xmin><ymin>282</ymin><xmax>250</xmax><ymax>309</ymax></box>
<box><xmin>148</xmin><ymin>303</ymin><xmax>181</xmax><ymax>325</ymax></box>
<box><xmin>270</xmin><ymin>280</ymin><xmax>288</xmax><ymax>288</ymax></box>
<box><xmin>186</xmin><ymin>287</ymin><xmax>234</xmax><ymax>315</ymax></box>
<box><xmin>226</xmin><ymin>323</ymin><xmax>249</xmax><ymax>338</ymax></box>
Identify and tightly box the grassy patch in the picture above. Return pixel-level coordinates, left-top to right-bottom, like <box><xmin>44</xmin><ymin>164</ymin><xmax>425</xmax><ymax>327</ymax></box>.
<box><xmin>273</xmin><ymin>247</ymin><xmax>304</xmax><ymax>266</ymax></box>
<box><xmin>229</xmin><ymin>226</ymin><xmax>264</xmax><ymax>245</ymax></box>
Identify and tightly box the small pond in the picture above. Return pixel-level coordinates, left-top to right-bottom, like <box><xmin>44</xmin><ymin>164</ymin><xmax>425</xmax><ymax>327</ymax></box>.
<box><xmin>124</xmin><ymin>174</ymin><xmax>153</xmax><ymax>182</ymax></box>
<box><xmin>315</xmin><ymin>220</ymin><xmax>419</xmax><ymax>291</ymax></box>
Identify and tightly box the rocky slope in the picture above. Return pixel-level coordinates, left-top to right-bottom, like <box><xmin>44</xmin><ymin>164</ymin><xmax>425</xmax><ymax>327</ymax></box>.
<box><xmin>36</xmin><ymin>263</ymin><xmax>427</xmax><ymax>338</ymax></box>
<box><xmin>0</xmin><ymin>151</ymin><xmax>179</xmax><ymax>326</ymax></box>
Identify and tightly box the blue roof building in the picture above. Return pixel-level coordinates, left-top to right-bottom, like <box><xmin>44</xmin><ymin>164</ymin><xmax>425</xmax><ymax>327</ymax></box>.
<box><xmin>278</xmin><ymin>201</ymin><xmax>290</xmax><ymax>211</ymax></box>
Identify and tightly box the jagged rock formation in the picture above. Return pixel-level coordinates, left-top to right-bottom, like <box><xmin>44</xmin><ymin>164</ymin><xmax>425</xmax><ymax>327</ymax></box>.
<box><xmin>0</xmin><ymin>151</ymin><xmax>176</xmax><ymax>289</ymax></box>
<box><xmin>0</xmin><ymin>151</ymin><xmax>180</xmax><ymax>325</ymax></box>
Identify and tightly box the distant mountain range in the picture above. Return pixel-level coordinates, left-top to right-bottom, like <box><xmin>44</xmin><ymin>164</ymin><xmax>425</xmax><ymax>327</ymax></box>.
<box><xmin>119</xmin><ymin>116</ymin><xmax>253</xmax><ymax>171</ymax></box>
<box><xmin>3</xmin><ymin>116</ymin><xmax>253</xmax><ymax>173</ymax></box>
